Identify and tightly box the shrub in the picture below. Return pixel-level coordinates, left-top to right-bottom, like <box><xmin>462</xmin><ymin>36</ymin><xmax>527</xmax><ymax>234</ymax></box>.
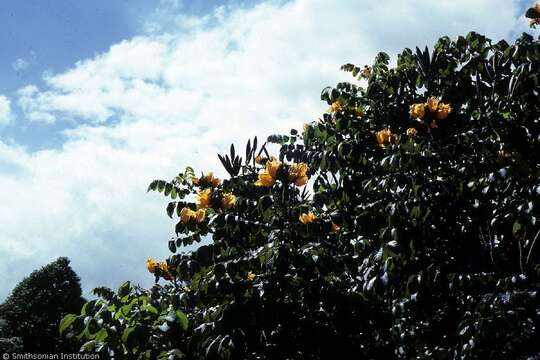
<box><xmin>65</xmin><ymin>31</ymin><xmax>540</xmax><ymax>359</ymax></box>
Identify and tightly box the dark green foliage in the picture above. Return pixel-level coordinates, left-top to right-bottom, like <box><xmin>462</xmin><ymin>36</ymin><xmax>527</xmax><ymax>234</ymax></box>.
<box><xmin>0</xmin><ymin>257</ymin><xmax>85</xmax><ymax>352</ymax></box>
<box><xmin>0</xmin><ymin>318</ymin><xmax>22</xmax><ymax>353</ymax></box>
<box><xmin>66</xmin><ymin>32</ymin><xmax>540</xmax><ymax>359</ymax></box>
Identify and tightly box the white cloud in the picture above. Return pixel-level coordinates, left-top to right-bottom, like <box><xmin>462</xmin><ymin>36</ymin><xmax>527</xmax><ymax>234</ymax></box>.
<box><xmin>0</xmin><ymin>96</ymin><xmax>14</xmax><ymax>125</ymax></box>
<box><xmin>2</xmin><ymin>0</ymin><xmax>531</xmax><ymax>300</ymax></box>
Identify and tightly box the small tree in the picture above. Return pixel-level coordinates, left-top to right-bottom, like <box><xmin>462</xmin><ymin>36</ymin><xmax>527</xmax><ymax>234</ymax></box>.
<box><xmin>0</xmin><ymin>257</ymin><xmax>85</xmax><ymax>352</ymax></box>
<box><xmin>65</xmin><ymin>32</ymin><xmax>540</xmax><ymax>359</ymax></box>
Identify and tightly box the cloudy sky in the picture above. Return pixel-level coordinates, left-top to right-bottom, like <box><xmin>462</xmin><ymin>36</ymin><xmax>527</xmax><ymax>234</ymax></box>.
<box><xmin>0</xmin><ymin>0</ymin><xmax>535</xmax><ymax>300</ymax></box>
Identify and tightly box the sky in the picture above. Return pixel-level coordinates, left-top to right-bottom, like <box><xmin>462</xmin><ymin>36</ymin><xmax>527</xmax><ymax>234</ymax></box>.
<box><xmin>0</xmin><ymin>0</ymin><xmax>536</xmax><ymax>301</ymax></box>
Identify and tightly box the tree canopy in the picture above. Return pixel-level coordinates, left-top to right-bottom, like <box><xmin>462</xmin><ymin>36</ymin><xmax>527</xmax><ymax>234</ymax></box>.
<box><xmin>64</xmin><ymin>31</ymin><xmax>540</xmax><ymax>359</ymax></box>
<box><xmin>1</xmin><ymin>257</ymin><xmax>85</xmax><ymax>352</ymax></box>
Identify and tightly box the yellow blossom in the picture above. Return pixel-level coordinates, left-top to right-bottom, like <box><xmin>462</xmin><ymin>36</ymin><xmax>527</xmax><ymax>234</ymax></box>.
<box><xmin>267</xmin><ymin>160</ymin><xmax>281</xmax><ymax>178</ymax></box>
<box><xmin>180</xmin><ymin>207</ymin><xmax>194</xmax><ymax>224</ymax></box>
<box><xmin>146</xmin><ymin>258</ymin><xmax>158</xmax><ymax>273</ymax></box>
<box><xmin>247</xmin><ymin>271</ymin><xmax>256</xmax><ymax>282</ymax></box>
<box><xmin>197</xmin><ymin>188</ymin><xmax>212</xmax><ymax>209</ymax></box>
<box><xmin>255</xmin><ymin>172</ymin><xmax>276</xmax><ymax>187</ymax></box>
<box><xmin>406</xmin><ymin>128</ymin><xmax>418</xmax><ymax>137</ymax></box>
<box><xmin>194</xmin><ymin>209</ymin><xmax>206</xmax><ymax>223</ymax></box>
<box><xmin>375</xmin><ymin>128</ymin><xmax>396</xmax><ymax>147</ymax></box>
<box><xmin>328</xmin><ymin>101</ymin><xmax>343</xmax><ymax>113</ymax></box>
<box><xmin>299</xmin><ymin>212</ymin><xmax>317</xmax><ymax>224</ymax></box>
<box><xmin>159</xmin><ymin>261</ymin><xmax>173</xmax><ymax>280</ymax></box>
<box><xmin>330</xmin><ymin>222</ymin><xmax>341</xmax><ymax>233</ymax></box>
<box><xmin>222</xmin><ymin>193</ymin><xmax>236</xmax><ymax>209</ymax></box>
<box><xmin>180</xmin><ymin>207</ymin><xmax>206</xmax><ymax>224</ymax></box>
<box><xmin>288</xmin><ymin>162</ymin><xmax>309</xmax><ymax>187</ymax></box>
<box><xmin>361</xmin><ymin>65</ymin><xmax>371</xmax><ymax>78</ymax></box>
<box><xmin>409</xmin><ymin>103</ymin><xmax>426</xmax><ymax>119</ymax></box>
<box><xmin>427</xmin><ymin>97</ymin><xmax>439</xmax><ymax>113</ymax></box>
<box><xmin>255</xmin><ymin>159</ymin><xmax>281</xmax><ymax>187</ymax></box>
<box><xmin>435</xmin><ymin>103</ymin><xmax>452</xmax><ymax>120</ymax></box>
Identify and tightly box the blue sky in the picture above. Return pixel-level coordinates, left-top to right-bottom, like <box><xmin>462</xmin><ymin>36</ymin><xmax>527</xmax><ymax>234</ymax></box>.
<box><xmin>0</xmin><ymin>0</ymin><xmax>536</xmax><ymax>301</ymax></box>
<box><xmin>0</xmin><ymin>0</ymin><xmax>243</xmax><ymax>150</ymax></box>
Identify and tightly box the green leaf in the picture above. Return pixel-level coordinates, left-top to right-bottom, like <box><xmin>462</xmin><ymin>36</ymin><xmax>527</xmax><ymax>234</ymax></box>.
<box><xmin>94</xmin><ymin>328</ymin><xmax>108</xmax><ymax>342</ymax></box>
<box><xmin>513</xmin><ymin>221</ymin><xmax>522</xmax><ymax>235</ymax></box>
<box><xmin>176</xmin><ymin>310</ymin><xmax>189</xmax><ymax>331</ymax></box>
<box><xmin>117</xmin><ymin>281</ymin><xmax>131</xmax><ymax>298</ymax></box>
<box><xmin>59</xmin><ymin>314</ymin><xmax>77</xmax><ymax>335</ymax></box>
<box><xmin>121</xmin><ymin>327</ymin><xmax>136</xmax><ymax>343</ymax></box>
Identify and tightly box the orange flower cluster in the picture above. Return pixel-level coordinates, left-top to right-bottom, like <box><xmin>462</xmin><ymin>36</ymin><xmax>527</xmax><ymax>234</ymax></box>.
<box><xmin>409</xmin><ymin>96</ymin><xmax>452</xmax><ymax>128</ymax></box>
<box><xmin>299</xmin><ymin>212</ymin><xmax>317</xmax><ymax>224</ymax></box>
<box><xmin>406</xmin><ymin>128</ymin><xmax>418</xmax><ymax>138</ymax></box>
<box><xmin>146</xmin><ymin>258</ymin><xmax>173</xmax><ymax>280</ymax></box>
<box><xmin>255</xmin><ymin>160</ymin><xmax>309</xmax><ymax>187</ymax></box>
<box><xmin>196</xmin><ymin>183</ymin><xmax>236</xmax><ymax>210</ymax></box>
<box><xmin>179</xmin><ymin>207</ymin><xmax>206</xmax><ymax>224</ymax></box>
<box><xmin>375</xmin><ymin>128</ymin><xmax>397</xmax><ymax>147</ymax></box>
<box><xmin>255</xmin><ymin>159</ymin><xmax>281</xmax><ymax>187</ymax></box>
<box><xmin>361</xmin><ymin>65</ymin><xmax>372</xmax><ymax>79</ymax></box>
<box><xmin>247</xmin><ymin>271</ymin><xmax>256</xmax><ymax>282</ymax></box>
<box><xmin>288</xmin><ymin>163</ymin><xmax>309</xmax><ymax>186</ymax></box>
<box><xmin>328</xmin><ymin>101</ymin><xmax>343</xmax><ymax>113</ymax></box>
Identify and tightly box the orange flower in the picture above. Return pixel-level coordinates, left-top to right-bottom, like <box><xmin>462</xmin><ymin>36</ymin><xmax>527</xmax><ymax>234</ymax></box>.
<box><xmin>180</xmin><ymin>207</ymin><xmax>194</xmax><ymax>224</ymax></box>
<box><xmin>430</xmin><ymin>121</ymin><xmax>438</xmax><ymax>129</ymax></box>
<box><xmin>375</xmin><ymin>128</ymin><xmax>396</xmax><ymax>147</ymax></box>
<box><xmin>146</xmin><ymin>258</ymin><xmax>158</xmax><ymax>273</ymax></box>
<box><xmin>288</xmin><ymin>162</ymin><xmax>309</xmax><ymax>187</ymax></box>
<box><xmin>247</xmin><ymin>271</ymin><xmax>256</xmax><ymax>282</ymax></box>
<box><xmin>267</xmin><ymin>160</ymin><xmax>281</xmax><ymax>178</ymax></box>
<box><xmin>255</xmin><ymin>160</ymin><xmax>281</xmax><ymax>187</ymax></box>
<box><xmin>159</xmin><ymin>261</ymin><xmax>174</xmax><ymax>280</ymax></box>
<box><xmin>406</xmin><ymin>128</ymin><xmax>418</xmax><ymax>137</ymax></box>
<box><xmin>330</xmin><ymin>222</ymin><xmax>341</xmax><ymax>233</ymax></box>
<box><xmin>409</xmin><ymin>103</ymin><xmax>426</xmax><ymax>119</ymax></box>
<box><xmin>194</xmin><ymin>209</ymin><xmax>206</xmax><ymax>223</ymax></box>
<box><xmin>222</xmin><ymin>193</ymin><xmax>236</xmax><ymax>209</ymax></box>
<box><xmin>328</xmin><ymin>101</ymin><xmax>343</xmax><ymax>113</ymax></box>
<box><xmin>255</xmin><ymin>172</ymin><xmax>275</xmax><ymax>187</ymax></box>
<box><xmin>426</xmin><ymin>96</ymin><xmax>439</xmax><ymax>113</ymax></box>
<box><xmin>361</xmin><ymin>65</ymin><xmax>371</xmax><ymax>79</ymax></box>
<box><xmin>196</xmin><ymin>188</ymin><xmax>212</xmax><ymax>208</ymax></box>
<box><xmin>299</xmin><ymin>212</ymin><xmax>317</xmax><ymax>224</ymax></box>
<box><xmin>435</xmin><ymin>103</ymin><xmax>452</xmax><ymax>120</ymax></box>
<box><xmin>180</xmin><ymin>207</ymin><xmax>206</xmax><ymax>224</ymax></box>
